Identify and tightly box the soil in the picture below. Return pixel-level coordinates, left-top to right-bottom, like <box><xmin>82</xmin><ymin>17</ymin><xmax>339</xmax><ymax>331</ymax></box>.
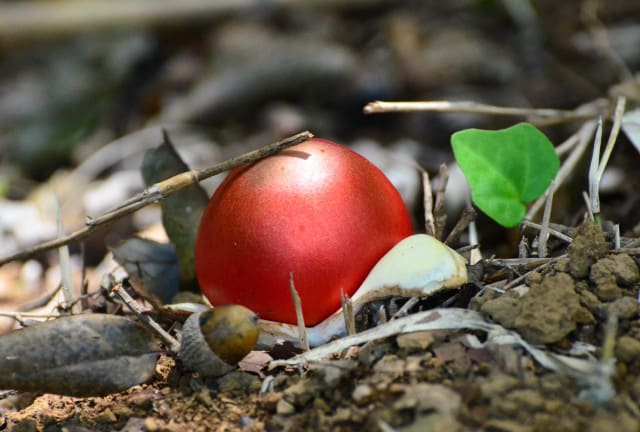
<box><xmin>6</xmin><ymin>220</ymin><xmax>640</xmax><ymax>432</ymax></box>
<box><xmin>2</xmin><ymin>1</ymin><xmax>640</xmax><ymax>431</ymax></box>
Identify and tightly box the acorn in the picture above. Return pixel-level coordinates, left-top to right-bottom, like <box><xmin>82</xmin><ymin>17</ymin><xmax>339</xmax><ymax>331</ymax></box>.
<box><xmin>179</xmin><ymin>305</ymin><xmax>259</xmax><ymax>377</ymax></box>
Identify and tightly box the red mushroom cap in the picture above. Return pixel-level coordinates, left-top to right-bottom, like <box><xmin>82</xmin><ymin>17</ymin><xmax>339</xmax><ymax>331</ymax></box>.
<box><xmin>195</xmin><ymin>138</ymin><xmax>413</xmax><ymax>325</ymax></box>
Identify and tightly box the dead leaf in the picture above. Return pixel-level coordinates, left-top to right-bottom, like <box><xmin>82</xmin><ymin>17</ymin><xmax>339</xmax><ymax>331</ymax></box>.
<box><xmin>141</xmin><ymin>133</ymin><xmax>209</xmax><ymax>292</ymax></box>
<box><xmin>0</xmin><ymin>314</ymin><xmax>160</xmax><ymax>396</ymax></box>
<box><xmin>111</xmin><ymin>237</ymin><xmax>179</xmax><ymax>304</ymax></box>
<box><xmin>238</xmin><ymin>351</ymin><xmax>273</xmax><ymax>378</ymax></box>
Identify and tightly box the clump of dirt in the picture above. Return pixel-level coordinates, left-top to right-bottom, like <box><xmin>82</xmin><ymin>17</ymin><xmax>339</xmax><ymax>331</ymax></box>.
<box><xmin>590</xmin><ymin>254</ymin><xmax>640</xmax><ymax>301</ymax></box>
<box><xmin>261</xmin><ymin>314</ymin><xmax>640</xmax><ymax>432</ymax></box>
<box><xmin>479</xmin><ymin>272</ymin><xmax>595</xmax><ymax>344</ymax></box>
<box><xmin>566</xmin><ymin>220</ymin><xmax>610</xmax><ymax>279</ymax></box>
<box><xmin>476</xmin><ymin>220</ymin><xmax>640</xmax><ymax>346</ymax></box>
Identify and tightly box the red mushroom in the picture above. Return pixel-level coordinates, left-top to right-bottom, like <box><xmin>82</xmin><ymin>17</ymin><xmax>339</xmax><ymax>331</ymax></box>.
<box><xmin>195</xmin><ymin>138</ymin><xmax>413</xmax><ymax>325</ymax></box>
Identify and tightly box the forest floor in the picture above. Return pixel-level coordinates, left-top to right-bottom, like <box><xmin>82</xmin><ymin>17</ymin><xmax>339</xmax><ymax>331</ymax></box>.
<box><xmin>1</xmin><ymin>0</ymin><xmax>640</xmax><ymax>431</ymax></box>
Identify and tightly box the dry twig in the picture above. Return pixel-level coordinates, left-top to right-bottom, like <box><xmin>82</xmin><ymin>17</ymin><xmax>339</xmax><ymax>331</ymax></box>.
<box><xmin>0</xmin><ymin>0</ymin><xmax>379</xmax><ymax>39</ymax></box>
<box><xmin>56</xmin><ymin>199</ymin><xmax>76</xmax><ymax>311</ymax></box>
<box><xmin>598</xmin><ymin>97</ymin><xmax>626</xmax><ymax>180</ymax></box>
<box><xmin>502</xmin><ymin>255</ymin><xmax>566</xmax><ymax>289</ymax></box>
<box><xmin>340</xmin><ymin>289</ymin><xmax>356</xmax><ymax>336</ymax></box>
<box><xmin>588</xmin><ymin>117</ymin><xmax>605</xmax><ymax>223</ymax></box>
<box><xmin>487</xmin><ymin>256</ymin><xmax>557</xmax><ymax>267</ymax></box>
<box><xmin>433</xmin><ymin>164</ymin><xmax>449</xmax><ymax>240</ymax></box>
<box><xmin>482</xmin><ymin>255</ymin><xmax>565</xmax><ymax>284</ymax></box>
<box><xmin>0</xmin><ymin>131</ymin><xmax>312</xmax><ymax>267</ymax></box>
<box><xmin>0</xmin><ymin>311</ymin><xmax>65</xmax><ymax>322</ymax></box>
<box><xmin>421</xmin><ymin>169</ymin><xmax>436</xmax><ymax>237</ymax></box>
<box><xmin>520</xmin><ymin>220</ymin><xmax>573</xmax><ymax>243</ymax></box>
<box><xmin>537</xmin><ymin>180</ymin><xmax>556</xmax><ymax>258</ymax></box>
<box><xmin>466</xmin><ymin>196</ymin><xmax>482</xmax><ymax>265</ymax></box>
<box><xmin>588</xmin><ymin>97</ymin><xmax>626</xmax><ymax>226</ymax></box>
<box><xmin>111</xmin><ymin>281</ymin><xmax>180</xmax><ymax>352</ymax></box>
<box><xmin>364</xmin><ymin>100</ymin><xmax>607</xmax><ymax>126</ymax></box>
<box><xmin>445</xmin><ymin>207</ymin><xmax>476</xmax><ymax>246</ymax></box>
<box><xmin>289</xmin><ymin>273</ymin><xmax>310</xmax><ymax>352</ymax></box>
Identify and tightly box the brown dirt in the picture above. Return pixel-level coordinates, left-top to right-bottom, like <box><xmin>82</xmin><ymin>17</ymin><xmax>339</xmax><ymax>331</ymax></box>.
<box><xmin>3</xmin><ymin>220</ymin><xmax>640</xmax><ymax>431</ymax></box>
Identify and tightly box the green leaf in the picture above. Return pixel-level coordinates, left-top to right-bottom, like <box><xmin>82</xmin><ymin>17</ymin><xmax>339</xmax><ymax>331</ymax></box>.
<box><xmin>451</xmin><ymin>123</ymin><xmax>559</xmax><ymax>227</ymax></box>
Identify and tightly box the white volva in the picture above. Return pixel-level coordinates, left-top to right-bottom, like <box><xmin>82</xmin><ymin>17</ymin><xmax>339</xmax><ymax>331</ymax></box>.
<box><xmin>258</xmin><ymin>234</ymin><xmax>468</xmax><ymax>347</ymax></box>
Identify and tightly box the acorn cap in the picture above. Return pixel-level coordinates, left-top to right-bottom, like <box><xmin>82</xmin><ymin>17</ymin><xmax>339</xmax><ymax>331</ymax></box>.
<box><xmin>178</xmin><ymin>305</ymin><xmax>259</xmax><ymax>377</ymax></box>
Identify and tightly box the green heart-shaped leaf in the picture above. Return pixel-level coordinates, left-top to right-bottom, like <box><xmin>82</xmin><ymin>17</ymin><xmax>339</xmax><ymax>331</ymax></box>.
<box><xmin>451</xmin><ymin>123</ymin><xmax>559</xmax><ymax>227</ymax></box>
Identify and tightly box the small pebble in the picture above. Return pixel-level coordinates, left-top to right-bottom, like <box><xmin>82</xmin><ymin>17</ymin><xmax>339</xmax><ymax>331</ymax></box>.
<box><xmin>352</xmin><ymin>384</ymin><xmax>374</xmax><ymax>405</ymax></box>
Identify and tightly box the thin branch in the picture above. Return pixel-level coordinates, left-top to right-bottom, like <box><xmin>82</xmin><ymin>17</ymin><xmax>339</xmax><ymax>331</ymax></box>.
<box><xmin>483</xmin><ymin>254</ymin><xmax>566</xmax><ymax>284</ymax></box>
<box><xmin>88</xmin><ymin>130</ymin><xmax>312</xmax><ymax>226</ymax></box>
<box><xmin>0</xmin><ymin>0</ymin><xmax>380</xmax><ymax>40</ymax></box>
<box><xmin>520</xmin><ymin>220</ymin><xmax>573</xmax><ymax>243</ymax></box>
<box><xmin>111</xmin><ymin>281</ymin><xmax>180</xmax><ymax>352</ymax></box>
<box><xmin>486</xmin><ymin>256</ymin><xmax>557</xmax><ymax>267</ymax></box>
<box><xmin>583</xmin><ymin>191</ymin><xmax>595</xmax><ymax>221</ymax></box>
<box><xmin>422</xmin><ymin>169</ymin><xmax>436</xmax><ymax>236</ymax></box>
<box><xmin>503</xmin><ymin>256</ymin><xmax>564</xmax><ymax>290</ymax></box>
<box><xmin>455</xmin><ymin>244</ymin><xmax>479</xmax><ymax>254</ymax></box>
<box><xmin>17</xmin><ymin>284</ymin><xmax>64</xmax><ymax>312</ymax></box>
<box><xmin>433</xmin><ymin>164</ymin><xmax>449</xmax><ymax>241</ymax></box>
<box><xmin>56</xmin><ymin>198</ymin><xmax>75</xmax><ymax>311</ymax></box>
<box><xmin>445</xmin><ymin>207</ymin><xmax>476</xmax><ymax>246</ymax></box>
<box><xmin>289</xmin><ymin>273</ymin><xmax>310</xmax><ymax>352</ymax></box>
<box><xmin>392</xmin><ymin>297</ymin><xmax>419</xmax><ymax>319</ymax></box>
<box><xmin>597</xmin><ymin>97</ymin><xmax>626</xmax><ymax>180</ymax></box>
<box><xmin>0</xmin><ymin>131</ymin><xmax>312</xmax><ymax>267</ymax></box>
<box><xmin>364</xmin><ymin>100</ymin><xmax>605</xmax><ymax>126</ymax></box>
<box><xmin>556</xmin><ymin>131</ymin><xmax>580</xmax><ymax>157</ymax></box>
<box><xmin>466</xmin><ymin>195</ymin><xmax>482</xmax><ymax>265</ymax></box>
<box><xmin>590</xmin><ymin>97</ymin><xmax>624</xmax><ymax>226</ymax></box>
<box><xmin>340</xmin><ymin>289</ymin><xmax>356</xmax><ymax>336</ymax></box>
<box><xmin>538</xmin><ymin>180</ymin><xmax>556</xmax><ymax>258</ymax></box>
<box><xmin>0</xmin><ymin>311</ymin><xmax>65</xmax><ymax>321</ymax></box>
<box><xmin>588</xmin><ymin>117</ymin><xmax>604</xmax><ymax>221</ymax></box>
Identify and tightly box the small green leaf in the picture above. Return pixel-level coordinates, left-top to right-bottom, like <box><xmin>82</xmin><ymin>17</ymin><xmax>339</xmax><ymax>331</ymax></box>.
<box><xmin>451</xmin><ymin>123</ymin><xmax>559</xmax><ymax>227</ymax></box>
